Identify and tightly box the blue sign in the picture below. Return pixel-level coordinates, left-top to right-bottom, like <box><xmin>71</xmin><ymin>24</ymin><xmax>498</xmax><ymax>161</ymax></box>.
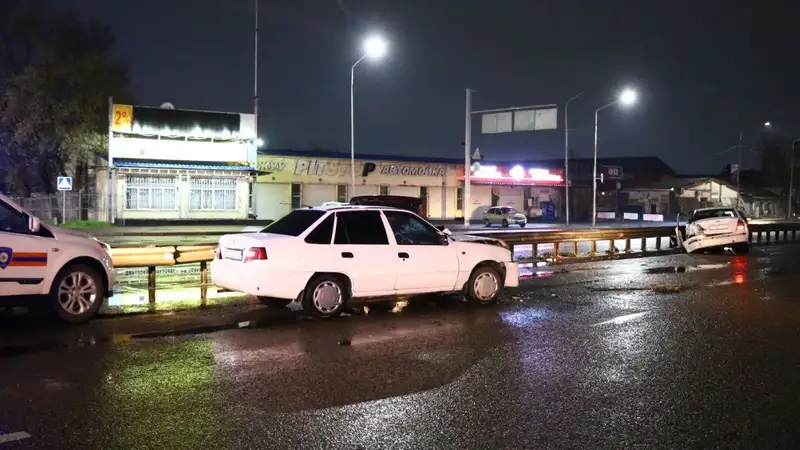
<box><xmin>57</xmin><ymin>176</ymin><xmax>72</xmax><ymax>191</ymax></box>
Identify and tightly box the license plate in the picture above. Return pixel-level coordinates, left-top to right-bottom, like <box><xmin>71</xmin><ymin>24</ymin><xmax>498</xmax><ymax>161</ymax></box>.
<box><xmin>224</xmin><ymin>248</ymin><xmax>243</xmax><ymax>261</ymax></box>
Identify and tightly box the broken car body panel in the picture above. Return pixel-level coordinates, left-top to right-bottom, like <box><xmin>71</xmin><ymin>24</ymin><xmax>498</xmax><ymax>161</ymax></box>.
<box><xmin>675</xmin><ymin>207</ymin><xmax>749</xmax><ymax>253</ymax></box>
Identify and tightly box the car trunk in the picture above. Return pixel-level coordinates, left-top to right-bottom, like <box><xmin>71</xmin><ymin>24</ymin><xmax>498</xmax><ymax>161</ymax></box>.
<box><xmin>693</xmin><ymin>217</ymin><xmax>740</xmax><ymax>236</ymax></box>
<box><xmin>218</xmin><ymin>233</ymin><xmax>293</xmax><ymax>262</ymax></box>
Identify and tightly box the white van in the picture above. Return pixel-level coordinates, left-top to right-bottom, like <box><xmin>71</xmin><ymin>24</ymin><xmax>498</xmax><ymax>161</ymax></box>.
<box><xmin>0</xmin><ymin>193</ymin><xmax>114</xmax><ymax>322</ymax></box>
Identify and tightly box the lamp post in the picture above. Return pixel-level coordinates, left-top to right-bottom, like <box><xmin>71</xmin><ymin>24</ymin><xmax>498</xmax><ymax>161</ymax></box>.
<box><xmin>592</xmin><ymin>88</ymin><xmax>637</xmax><ymax>226</ymax></box>
<box><xmin>564</xmin><ymin>91</ymin><xmax>584</xmax><ymax>226</ymax></box>
<box><xmin>350</xmin><ymin>35</ymin><xmax>387</xmax><ymax>199</ymax></box>
<box><xmin>735</xmin><ymin>121</ymin><xmax>771</xmax><ymax>208</ymax></box>
<box><xmin>788</xmin><ymin>138</ymin><xmax>800</xmax><ymax>218</ymax></box>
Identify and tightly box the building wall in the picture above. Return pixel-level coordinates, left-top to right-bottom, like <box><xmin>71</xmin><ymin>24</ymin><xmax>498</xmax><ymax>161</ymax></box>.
<box><xmin>255</xmin><ymin>155</ymin><xmax>462</xmax><ymax>220</ymax></box>
<box><xmin>628</xmin><ymin>190</ymin><xmax>671</xmax><ymax>214</ymax></box>
<box><xmin>112</xmin><ymin>170</ymin><xmax>251</xmax><ymax>221</ymax></box>
<box><xmin>110</xmin><ymin>137</ymin><xmax>251</xmax><ymax>164</ymax></box>
<box><xmin>680</xmin><ymin>181</ymin><xmax>737</xmax><ymax>205</ymax></box>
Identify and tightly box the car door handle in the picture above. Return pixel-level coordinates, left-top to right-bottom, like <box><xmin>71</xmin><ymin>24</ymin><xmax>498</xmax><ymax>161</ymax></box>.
<box><xmin>398</xmin><ymin>252</ymin><xmax>409</xmax><ymax>259</ymax></box>
<box><xmin>341</xmin><ymin>252</ymin><xmax>354</xmax><ymax>258</ymax></box>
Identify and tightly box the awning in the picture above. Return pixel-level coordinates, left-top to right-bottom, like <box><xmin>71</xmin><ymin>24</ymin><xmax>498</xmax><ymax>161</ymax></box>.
<box><xmin>112</xmin><ymin>158</ymin><xmax>256</xmax><ymax>172</ymax></box>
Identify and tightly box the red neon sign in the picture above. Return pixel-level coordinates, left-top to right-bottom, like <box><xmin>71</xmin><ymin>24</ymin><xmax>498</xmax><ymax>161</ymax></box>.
<box><xmin>461</xmin><ymin>165</ymin><xmax>563</xmax><ymax>185</ymax></box>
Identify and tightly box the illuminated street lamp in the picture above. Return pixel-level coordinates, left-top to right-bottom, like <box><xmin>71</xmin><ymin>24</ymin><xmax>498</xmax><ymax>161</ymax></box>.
<box><xmin>592</xmin><ymin>88</ymin><xmax>638</xmax><ymax>226</ymax></box>
<box><xmin>350</xmin><ymin>35</ymin><xmax>388</xmax><ymax>198</ymax></box>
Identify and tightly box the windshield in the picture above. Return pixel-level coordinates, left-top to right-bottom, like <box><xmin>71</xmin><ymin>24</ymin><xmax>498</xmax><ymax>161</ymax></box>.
<box><xmin>500</xmin><ymin>207</ymin><xmax>518</xmax><ymax>215</ymax></box>
<box><xmin>260</xmin><ymin>209</ymin><xmax>326</xmax><ymax>236</ymax></box>
<box><xmin>692</xmin><ymin>208</ymin><xmax>738</xmax><ymax>221</ymax></box>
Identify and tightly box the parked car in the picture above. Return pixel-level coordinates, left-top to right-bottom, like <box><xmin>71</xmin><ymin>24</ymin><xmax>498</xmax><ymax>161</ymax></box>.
<box><xmin>482</xmin><ymin>206</ymin><xmax>527</xmax><ymax>228</ymax></box>
<box><xmin>0</xmin><ymin>193</ymin><xmax>114</xmax><ymax>323</ymax></box>
<box><xmin>212</xmin><ymin>205</ymin><xmax>520</xmax><ymax>317</ymax></box>
<box><xmin>675</xmin><ymin>207</ymin><xmax>749</xmax><ymax>254</ymax></box>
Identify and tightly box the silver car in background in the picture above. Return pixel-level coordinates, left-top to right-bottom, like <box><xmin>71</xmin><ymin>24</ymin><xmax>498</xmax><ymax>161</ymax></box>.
<box><xmin>482</xmin><ymin>206</ymin><xmax>527</xmax><ymax>228</ymax></box>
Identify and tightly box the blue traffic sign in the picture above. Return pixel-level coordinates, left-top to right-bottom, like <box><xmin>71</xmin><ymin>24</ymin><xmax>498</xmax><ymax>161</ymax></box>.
<box><xmin>57</xmin><ymin>176</ymin><xmax>72</xmax><ymax>191</ymax></box>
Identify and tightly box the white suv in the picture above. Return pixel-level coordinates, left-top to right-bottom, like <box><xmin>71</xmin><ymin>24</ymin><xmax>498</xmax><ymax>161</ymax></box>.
<box><xmin>0</xmin><ymin>193</ymin><xmax>114</xmax><ymax>323</ymax></box>
<box><xmin>212</xmin><ymin>206</ymin><xmax>520</xmax><ymax>316</ymax></box>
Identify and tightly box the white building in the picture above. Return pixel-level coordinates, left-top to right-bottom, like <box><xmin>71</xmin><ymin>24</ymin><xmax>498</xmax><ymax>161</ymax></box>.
<box><xmin>254</xmin><ymin>150</ymin><xmax>565</xmax><ymax>222</ymax></box>
<box><xmin>100</xmin><ymin>103</ymin><xmax>258</xmax><ymax>222</ymax></box>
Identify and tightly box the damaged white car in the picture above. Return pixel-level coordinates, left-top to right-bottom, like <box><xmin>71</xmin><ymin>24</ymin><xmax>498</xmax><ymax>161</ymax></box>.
<box><xmin>675</xmin><ymin>207</ymin><xmax>750</xmax><ymax>254</ymax></box>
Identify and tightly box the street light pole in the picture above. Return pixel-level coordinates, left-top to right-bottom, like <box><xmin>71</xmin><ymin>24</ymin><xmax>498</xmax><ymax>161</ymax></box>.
<box><xmin>464</xmin><ymin>88</ymin><xmax>472</xmax><ymax>227</ymax></box>
<box><xmin>564</xmin><ymin>91</ymin><xmax>584</xmax><ymax>226</ymax></box>
<box><xmin>736</xmin><ymin>129</ymin><xmax>743</xmax><ymax>208</ymax></box>
<box><xmin>789</xmin><ymin>138</ymin><xmax>800</xmax><ymax>218</ymax></box>
<box><xmin>253</xmin><ymin>0</ymin><xmax>259</xmax><ymax>137</ymax></box>
<box><xmin>350</xmin><ymin>55</ymin><xmax>365</xmax><ymax>200</ymax></box>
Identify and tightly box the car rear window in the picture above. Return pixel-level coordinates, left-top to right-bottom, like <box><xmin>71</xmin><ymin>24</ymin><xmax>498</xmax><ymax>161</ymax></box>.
<box><xmin>692</xmin><ymin>209</ymin><xmax>737</xmax><ymax>221</ymax></box>
<box><xmin>261</xmin><ymin>209</ymin><xmax>326</xmax><ymax>236</ymax></box>
<box><xmin>500</xmin><ymin>207</ymin><xmax>517</xmax><ymax>214</ymax></box>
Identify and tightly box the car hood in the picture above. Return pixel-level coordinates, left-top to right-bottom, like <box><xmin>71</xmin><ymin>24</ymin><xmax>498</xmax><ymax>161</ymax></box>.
<box><xmin>43</xmin><ymin>224</ymin><xmax>97</xmax><ymax>243</ymax></box>
<box><xmin>451</xmin><ymin>234</ymin><xmax>511</xmax><ymax>250</ymax></box>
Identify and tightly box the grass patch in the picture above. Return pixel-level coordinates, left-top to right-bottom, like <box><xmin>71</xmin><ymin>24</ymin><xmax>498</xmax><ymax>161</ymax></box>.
<box><xmin>45</xmin><ymin>220</ymin><xmax>112</xmax><ymax>229</ymax></box>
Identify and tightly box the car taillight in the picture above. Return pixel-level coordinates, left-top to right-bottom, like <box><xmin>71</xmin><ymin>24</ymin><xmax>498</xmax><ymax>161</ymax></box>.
<box><xmin>736</xmin><ymin>219</ymin><xmax>746</xmax><ymax>232</ymax></box>
<box><xmin>216</xmin><ymin>246</ymin><xmax>223</xmax><ymax>259</ymax></box>
<box><xmin>243</xmin><ymin>247</ymin><xmax>267</xmax><ymax>263</ymax></box>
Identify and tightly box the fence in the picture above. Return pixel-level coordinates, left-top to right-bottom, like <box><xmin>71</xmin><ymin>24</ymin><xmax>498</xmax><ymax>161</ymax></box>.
<box><xmin>109</xmin><ymin>221</ymin><xmax>800</xmax><ymax>307</ymax></box>
<box><xmin>7</xmin><ymin>191</ymin><xmax>108</xmax><ymax>224</ymax></box>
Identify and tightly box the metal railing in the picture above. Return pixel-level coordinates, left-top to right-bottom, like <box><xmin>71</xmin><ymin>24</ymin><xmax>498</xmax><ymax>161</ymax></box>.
<box><xmin>109</xmin><ymin>221</ymin><xmax>800</xmax><ymax>307</ymax></box>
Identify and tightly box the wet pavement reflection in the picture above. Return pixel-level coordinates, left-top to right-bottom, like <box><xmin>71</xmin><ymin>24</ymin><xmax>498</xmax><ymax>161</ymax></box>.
<box><xmin>2</xmin><ymin>244</ymin><xmax>800</xmax><ymax>448</ymax></box>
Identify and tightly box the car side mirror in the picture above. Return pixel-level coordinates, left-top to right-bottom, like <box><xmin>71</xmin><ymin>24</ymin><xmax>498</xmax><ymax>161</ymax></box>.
<box><xmin>28</xmin><ymin>214</ymin><xmax>40</xmax><ymax>233</ymax></box>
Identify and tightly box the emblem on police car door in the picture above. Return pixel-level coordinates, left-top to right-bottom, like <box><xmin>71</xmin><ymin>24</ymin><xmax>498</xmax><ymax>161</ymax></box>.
<box><xmin>0</xmin><ymin>247</ymin><xmax>12</xmax><ymax>269</ymax></box>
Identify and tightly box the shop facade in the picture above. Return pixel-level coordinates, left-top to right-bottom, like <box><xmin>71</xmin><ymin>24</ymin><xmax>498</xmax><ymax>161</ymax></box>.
<box><xmin>101</xmin><ymin>104</ymin><xmax>258</xmax><ymax>222</ymax></box>
<box><xmin>460</xmin><ymin>164</ymin><xmax>564</xmax><ymax>221</ymax></box>
<box><xmin>254</xmin><ymin>150</ymin><xmax>464</xmax><ymax>221</ymax></box>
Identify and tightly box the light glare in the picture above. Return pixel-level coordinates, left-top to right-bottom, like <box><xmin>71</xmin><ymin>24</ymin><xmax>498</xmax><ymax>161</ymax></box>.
<box><xmin>619</xmin><ymin>89</ymin><xmax>637</xmax><ymax>106</ymax></box>
<box><xmin>363</xmin><ymin>36</ymin><xmax>388</xmax><ymax>59</ymax></box>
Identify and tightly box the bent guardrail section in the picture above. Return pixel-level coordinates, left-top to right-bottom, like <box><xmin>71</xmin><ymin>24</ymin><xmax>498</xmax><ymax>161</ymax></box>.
<box><xmin>109</xmin><ymin>222</ymin><xmax>800</xmax><ymax>307</ymax></box>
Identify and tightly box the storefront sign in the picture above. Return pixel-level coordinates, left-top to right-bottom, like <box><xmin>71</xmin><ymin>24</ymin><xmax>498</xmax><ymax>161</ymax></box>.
<box><xmin>466</xmin><ymin>165</ymin><xmax>563</xmax><ymax>185</ymax></box>
<box><xmin>362</xmin><ymin>162</ymin><xmax>445</xmax><ymax>177</ymax></box>
<box><xmin>295</xmin><ymin>159</ymin><xmax>350</xmax><ymax>177</ymax></box>
<box><xmin>256</xmin><ymin>160</ymin><xmax>290</xmax><ymax>173</ymax></box>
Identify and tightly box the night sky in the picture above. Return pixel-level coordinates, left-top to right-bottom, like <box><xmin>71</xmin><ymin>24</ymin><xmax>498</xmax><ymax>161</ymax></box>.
<box><xmin>63</xmin><ymin>0</ymin><xmax>797</xmax><ymax>174</ymax></box>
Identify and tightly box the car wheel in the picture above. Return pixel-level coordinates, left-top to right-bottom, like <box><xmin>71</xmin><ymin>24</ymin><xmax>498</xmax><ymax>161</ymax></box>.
<box><xmin>484</xmin><ymin>219</ymin><xmax>491</xmax><ymax>227</ymax></box>
<box><xmin>501</xmin><ymin>219</ymin><xmax>509</xmax><ymax>228</ymax></box>
<box><xmin>302</xmin><ymin>274</ymin><xmax>348</xmax><ymax>317</ymax></box>
<box><xmin>464</xmin><ymin>265</ymin><xmax>503</xmax><ymax>306</ymax></box>
<box><xmin>258</xmin><ymin>297</ymin><xmax>292</xmax><ymax>308</ymax></box>
<box><xmin>519</xmin><ymin>223</ymin><xmax>526</xmax><ymax>228</ymax></box>
<box><xmin>51</xmin><ymin>264</ymin><xmax>104</xmax><ymax>323</ymax></box>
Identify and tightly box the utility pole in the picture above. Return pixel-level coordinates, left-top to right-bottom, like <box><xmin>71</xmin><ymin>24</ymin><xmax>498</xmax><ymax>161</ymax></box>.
<box><xmin>464</xmin><ymin>88</ymin><xmax>472</xmax><ymax>227</ymax></box>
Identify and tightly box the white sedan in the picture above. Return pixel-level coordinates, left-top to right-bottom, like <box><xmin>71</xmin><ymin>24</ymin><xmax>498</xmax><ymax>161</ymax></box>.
<box><xmin>212</xmin><ymin>205</ymin><xmax>520</xmax><ymax>316</ymax></box>
<box><xmin>676</xmin><ymin>207</ymin><xmax>750</xmax><ymax>254</ymax></box>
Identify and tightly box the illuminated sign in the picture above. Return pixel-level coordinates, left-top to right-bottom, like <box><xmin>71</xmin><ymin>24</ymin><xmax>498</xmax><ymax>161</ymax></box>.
<box><xmin>362</xmin><ymin>162</ymin><xmax>445</xmax><ymax>178</ymax></box>
<box><xmin>111</xmin><ymin>104</ymin><xmax>133</xmax><ymax>132</ymax></box>
<box><xmin>466</xmin><ymin>165</ymin><xmax>563</xmax><ymax>185</ymax></box>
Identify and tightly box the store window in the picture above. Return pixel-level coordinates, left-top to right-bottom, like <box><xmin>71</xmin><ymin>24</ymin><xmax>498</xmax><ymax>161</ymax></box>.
<box><xmin>336</xmin><ymin>184</ymin><xmax>348</xmax><ymax>203</ymax></box>
<box><xmin>291</xmin><ymin>183</ymin><xmax>302</xmax><ymax>209</ymax></box>
<box><xmin>125</xmin><ymin>176</ymin><xmax>177</xmax><ymax>210</ymax></box>
<box><xmin>190</xmin><ymin>177</ymin><xmax>237</xmax><ymax>210</ymax></box>
<box><xmin>456</xmin><ymin>187</ymin><xmax>463</xmax><ymax>210</ymax></box>
<box><xmin>379</xmin><ymin>185</ymin><xmax>389</xmax><ymax>196</ymax></box>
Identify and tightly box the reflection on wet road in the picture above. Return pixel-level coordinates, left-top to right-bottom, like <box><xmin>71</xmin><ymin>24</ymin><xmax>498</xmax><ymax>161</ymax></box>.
<box><xmin>2</xmin><ymin>245</ymin><xmax>800</xmax><ymax>448</ymax></box>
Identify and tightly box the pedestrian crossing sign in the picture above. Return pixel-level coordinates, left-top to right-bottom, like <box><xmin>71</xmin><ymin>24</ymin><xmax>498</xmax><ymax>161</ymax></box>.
<box><xmin>57</xmin><ymin>176</ymin><xmax>72</xmax><ymax>191</ymax></box>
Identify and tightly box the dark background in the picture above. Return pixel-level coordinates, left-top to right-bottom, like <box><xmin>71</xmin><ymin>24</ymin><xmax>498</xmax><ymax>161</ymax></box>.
<box><xmin>62</xmin><ymin>0</ymin><xmax>798</xmax><ymax>174</ymax></box>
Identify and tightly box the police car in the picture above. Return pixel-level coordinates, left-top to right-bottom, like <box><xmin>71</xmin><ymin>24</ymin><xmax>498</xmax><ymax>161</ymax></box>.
<box><xmin>0</xmin><ymin>193</ymin><xmax>114</xmax><ymax>323</ymax></box>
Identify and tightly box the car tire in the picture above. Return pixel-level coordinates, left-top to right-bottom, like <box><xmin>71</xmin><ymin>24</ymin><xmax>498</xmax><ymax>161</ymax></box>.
<box><xmin>258</xmin><ymin>297</ymin><xmax>292</xmax><ymax>308</ymax></box>
<box><xmin>50</xmin><ymin>264</ymin><xmax>105</xmax><ymax>323</ymax></box>
<box><xmin>519</xmin><ymin>223</ymin><xmax>526</xmax><ymax>228</ymax></box>
<box><xmin>464</xmin><ymin>265</ymin><xmax>503</xmax><ymax>306</ymax></box>
<box><xmin>484</xmin><ymin>219</ymin><xmax>491</xmax><ymax>227</ymax></box>
<box><xmin>501</xmin><ymin>219</ymin><xmax>509</xmax><ymax>228</ymax></box>
<box><xmin>302</xmin><ymin>274</ymin><xmax>349</xmax><ymax>317</ymax></box>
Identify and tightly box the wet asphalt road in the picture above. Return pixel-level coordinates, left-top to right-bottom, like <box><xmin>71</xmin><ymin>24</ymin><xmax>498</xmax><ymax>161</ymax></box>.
<box><xmin>2</xmin><ymin>245</ymin><xmax>800</xmax><ymax>449</ymax></box>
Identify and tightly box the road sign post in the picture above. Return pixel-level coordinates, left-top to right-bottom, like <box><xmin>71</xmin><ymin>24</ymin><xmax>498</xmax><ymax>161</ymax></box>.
<box><xmin>57</xmin><ymin>176</ymin><xmax>72</xmax><ymax>224</ymax></box>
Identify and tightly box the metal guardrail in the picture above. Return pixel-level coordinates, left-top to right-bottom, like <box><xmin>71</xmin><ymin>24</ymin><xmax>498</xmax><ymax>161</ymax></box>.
<box><xmin>110</xmin><ymin>222</ymin><xmax>800</xmax><ymax>306</ymax></box>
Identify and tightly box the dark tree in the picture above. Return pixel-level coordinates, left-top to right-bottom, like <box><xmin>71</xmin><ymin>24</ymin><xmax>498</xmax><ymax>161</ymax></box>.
<box><xmin>0</xmin><ymin>0</ymin><xmax>132</xmax><ymax>194</ymax></box>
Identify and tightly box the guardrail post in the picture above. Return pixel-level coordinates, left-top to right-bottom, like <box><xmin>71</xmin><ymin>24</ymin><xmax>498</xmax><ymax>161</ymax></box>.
<box><xmin>554</xmin><ymin>242</ymin><xmax>560</xmax><ymax>258</ymax></box>
<box><xmin>200</xmin><ymin>261</ymin><xmax>208</xmax><ymax>307</ymax></box>
<box><xmin>656</xmin><ymin>237</ymin><xmax>662</xmax><ymax>250</ymax></box>
<box><xmin>532</xmin><ymin>243</ymin><xmax>538</xmax><ymax>258</ymax></box>
<box><xmin>590</xmin><ymin>240</ymin><xmax>597</xmax><ymax>255</ymax></box>
<box><xmin>640</xmin><ymin>237</ymin><xmax>646</xmax><ymax>252</ymax></box>
<box><xmin>757</xmin><ymin>231</ymin><xmax>762</xmax><ymax>244</ymax></box>
<box><xmin>147</xmin><ymin>266</ymin><xmax>156</xmax><ymax>307</ymax></box>
<box><xmin>624</xmin><ymin>238</ymin><xmax>631</xmax><ymax>252</ymax></box>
